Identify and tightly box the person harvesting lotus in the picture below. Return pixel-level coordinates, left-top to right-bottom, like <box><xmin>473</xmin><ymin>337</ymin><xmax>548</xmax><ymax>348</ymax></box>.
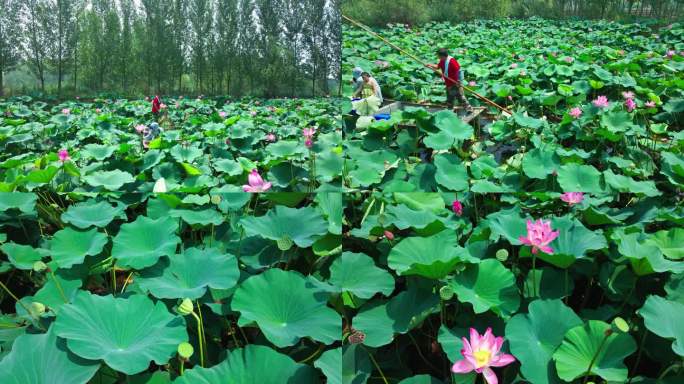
<box><xmin>352</xmin><ymin>72</ymin><xmax>383</xmax><ymax>103</ymax></box>
<box><xmin>426</xmin><ymin>48</ymin><xmax>473</xmax><ymax>112</ymax></box>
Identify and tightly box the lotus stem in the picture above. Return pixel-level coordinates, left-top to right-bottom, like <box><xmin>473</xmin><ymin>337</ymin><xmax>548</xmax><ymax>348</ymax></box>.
<box><xmin>190</xmin><ymin>312</ymin><xmax>205</xmax><ymax>367</ymax></box>
<box><xmin>362</xmin><ymin>345</ymin><xmax>389</xmax><ymax>384</ymax></box>
<box><xmin>297</xmin><ymin>343</ymin><xmax>324</xmax><ymax>364</ymax></box>
<box><xmin>121</xmin><ymin>272</ymin><xmax>134</xmax><ymax>293</ymax></box>
<box><xmin>49</xmin><ymin>270</ymin><xmax>68</xmax><ymax>303</ymax></box>
<box><xmin>110</xmin><ymin>264</ymin><xmax>117</xmax><ymax>293</ymax></box>
<box><xmin>179</xmin><ymin>358</ymin><xmax>185</xmax><ymax>375</ymax></box>
<box><xmin>657</xmin><ymin>361</ymin><xmax>682</xmax><ymax>380</ymax></box>
<box><xmin>0</xmin><ymin>279</ymin><xmax>45</xmax><ymax>331</ymax></box>
<box><xmin>360</xmin><ymin>198</ymin><xmax>375</xmax><ymax>225</ymax></box>
<box><xmin>582</xmin><ymin>329</ymin><xmax>611</xmax><ymax>384</ymax></box>
<box><xmin>532</xmin><ymin>252</ymin><xmax>537</xmax><ymax>298</ymax></box>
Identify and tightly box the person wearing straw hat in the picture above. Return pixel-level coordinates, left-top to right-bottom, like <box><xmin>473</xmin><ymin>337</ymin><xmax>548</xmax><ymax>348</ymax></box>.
<box><xmin>351</xmin><ymin>67</ymin><xmax>365</xmax><ymax>95</ymax></box>
<box><xmin>426</xmin><ymin>48</ymin><xmax>472</xmax><ymax>112</ymax></box>
<box><xmin>353</xmin><ymin>72</ymin><xmax>383</xmax><ymax>103</ymax></box>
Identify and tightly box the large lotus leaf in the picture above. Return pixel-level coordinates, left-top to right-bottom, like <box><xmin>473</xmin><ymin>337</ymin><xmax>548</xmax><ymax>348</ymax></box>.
<box><xmin>486</xmin><ymin>206</ymin><xmax>527</xmax><ymax>245</ymax></box>
<box><xmin>506</xmin><ymin>299</ymin><xmax>583</xmax><ymax>384</ymax></box>
<box><xmin>388</xmin><ymin>230</ymin><xmax>474</xmax><ymax>279</ymax></box>
<box><xmin>137</xmin><ymin>247</ymin><xmax>239</xmax><ymax>299</ymax></box>
<box><xmin>639</xmin><ymin>295</ymin><xmax>684</xmax><ymax>357</ymax></box>
<box><xmin>83</xmin><ymin>170</ymin><xmax>135</xmax><ymax>190</ymax></box>
<box><xmin>0</xmin><ymin>326</ymin><xmax>100</xmax><ymax>384</ymax></box>
<box><xmin>448</xmin><ymin>259</ymin><xmax>520</xmax><ymax>317</ymax></box>
<box><xmin>0</xmin><ymin>192</ymin><xmax>37</xmax><ymax>214</ymax></box>
<box><xmin>523</xmin><ymin>148</ymin><xmax>561</xmax><ymax>179</ymax></box>
<box><xmin>168</xmin><ymin>208</ymin><xmax>224</xmax><ymax>226</ymax></box>
<box><xmin>612</xmin><ymin>229</ymin><xmax>684</xmax><ymax>275</ymax></box>
<box><xmin>604</xmin><ymin>169</ymin><xmax>661</xmax><ymax>197</ymax></box>
<box><xmin>535</xmin><ymin>216</ymin><xmax>607</xmax><ymax>268</ymax></box>
<box><xmin>240</xmin><ymin>206</ymin><xmax>328</xmax><ymax>248</ymax></box>
<box><xmin>33</xmin><ymin>272</ymin><xmax>82</xmax><ymax>313</ymax></box>
<box><xmin>60</xmin><ymin>200</ymin><xmax>126</xmax><ymax>228</ymax></box>
<box><xmin>557</xmin><ymin>163</ymin><xmax>604</xmax><ymax>193</ymax></box>
<box><xmin>232</xmin><ymin>268</ymin><xmax>340</xmax><ymax>347</ymax></box>
<box><xmin>385</xmin><ymin>204</ymin><xmax>442</xmax><ymax>230</ymax></box>
<box><xmin>175</xmin><ymin>345</ymin><xmax>318</xmax><ymax>384</ymax></box>
<box><xmin>314</xmin><ymin>347</ymin><xmax>343</xmax><ymax>384</ymax></box>
<box><xmin>82</xmin><ymin>143</ymin><xmax>117</xmax><ymax>161</ymax></box>
<box><xmin>339</xmin><ymin>344</ymin><xmax>371</xmax><ymax>384</ymax></box>
<box><xmin>352</xmin><ymin>280</ymin><xmax>439</xmax><ymax>347</ymax></box>
<box><xmin>53</xmin><ymin>292</ymin><xmax>188</xmax><ymax>375</ymax></box>
<box><xmin>111</xmin><ymin>215</ymin><xmax>180</xmax><ymax>269</ymax></box>
<box><xmin>330</xmin><ymin>252</ymin><xmax>395</xmax><ymax>299</ymax></box>
<box><xmin>266</xmin><ymin>140</ymin><xmax>307</xmax><ymax>158</ymax></box>
<box><xmin>661</xmin><ymin>152</ymin><xmax>684</xmax><ymax>186</ymax></box>
<box><xmin>552</xmin><ymin>320</ymin><xmax>636</xmax><ymax>382</ymax></box>
<box><xmin>0</xmin><ymin>242</ymin><xmax>49</xmax><ymax>270</ymax></box>
<box><xmin>434</xmin><ymin>153</ymin><xmax>469</xmax><ymax>191</ymax></box>
<box><xmin>315</xmin><ymin>193</ymin><xmax>343</xmax><ymax>235</ymax></box>
<box><xmin>645</xmin><ymin>228</ymin><xmax>684</xmax><ymax>260</ymax></box>
<box><xmin>49</xmin><ymin>227</ymin><xmax>108</xmax><ymax>268</ymax></box>
<box><xmin>213</xmin><ymin>158</ymin><xmax>243</xmax><ymax>175</ymax></box>
<box><xmin>393</xmin><ymin>192</ymin><xmax>445</xmax><ymax>213</ymax></box>
<box><xmin>599</xmin><ymin>111</ymin><xmax>636</xmax><ymax>140</ymax></box>
<box><xmin>170</xmin><ymin>145</ymin><xmax>203</xmax><ymax>163</ymax></box>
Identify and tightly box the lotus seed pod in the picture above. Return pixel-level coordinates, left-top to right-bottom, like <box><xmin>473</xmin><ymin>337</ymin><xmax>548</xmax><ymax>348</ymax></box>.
<box><xmin>177</xmin><ymin>298</ymin><xmax>194</xmax><ymax>315</ymax></box>
<box><xmin>177</xmin><ymin>342</ymin><xmax>194</xmax><ymax>359</ymax></box>
<box><xmin>30</xmin><ymin>302</ymin><xmax>46</xmax><ymax>316</ymax></box>
<box><xmin>439</xmin><ymin>285</ymin><xmax>455</xmax><ymax>300</ymax></box>
<box><xmin>210</xmin><ymin>195</ymin><xmax>222</xmax><ymax>204</ymax></box>
<box><xmin>32</xmin><ymin>261</ymin><xmax>48</xmax><ymax>272</ymax></box>
<box><xmin>496</xmin><ymin>249</ymin><xmax>509</xmax><ymax>262</ymax></box>
<box><xmin>612</xmin><ymin>317</ymin><xmax>629</xmax><ymax>333</ymax></box>
<box><xmin>276</xmin><ymin>236</ymin><xmax>293</xmax><ymax>251</ymax></box>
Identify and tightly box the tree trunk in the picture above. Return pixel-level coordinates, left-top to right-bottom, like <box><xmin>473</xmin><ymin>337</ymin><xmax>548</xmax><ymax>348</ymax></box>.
<box><xmin>0</xmin><ymin>69</ymin><xmax>4</xmax><ymax>97</ymax></box>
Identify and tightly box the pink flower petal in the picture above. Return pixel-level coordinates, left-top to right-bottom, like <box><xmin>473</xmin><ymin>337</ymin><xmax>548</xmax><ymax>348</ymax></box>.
<box><xmin>451</xmin><ymin>359</ymin><xmax>475</xmax><ymax>374</ymax></box>
<box><xmin>482</xmin><ymin>367</ymin><xmax>499</xmax><ymax>384</ymax></box>
<box><xmin>490</xmin><ymin>353</ymin><xmax>516</xmax><ymax>367</ymax></box>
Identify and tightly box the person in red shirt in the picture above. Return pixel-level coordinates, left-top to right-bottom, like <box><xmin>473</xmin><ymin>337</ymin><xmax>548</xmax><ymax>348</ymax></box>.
<box><xmin>426</xmin><ymin>48</ymin><xmax>472</xmax><ymax>112</ymax></box>
<box><xmin>151</xmin><ymin>95</ymin><xmax>161</xmax><ymax>114</ymax></box>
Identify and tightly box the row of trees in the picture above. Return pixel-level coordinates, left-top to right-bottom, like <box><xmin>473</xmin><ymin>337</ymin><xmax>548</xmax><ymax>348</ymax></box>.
<box><xmin>341</xmin><ymin>0</ymin><xmax>684</xmax><ymax>26</ymax></box>
<box><xmin>0</xmin><ymin>0</ymin><xmax>340</xmax><ymax>98</ymax></box>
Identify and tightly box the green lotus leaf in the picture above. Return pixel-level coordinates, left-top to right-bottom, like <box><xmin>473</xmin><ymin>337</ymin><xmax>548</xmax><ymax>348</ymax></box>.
<box><xmin>385</xmin><ymin>203</ymin><xmax>442</xmax><ymax>230</ymax></box>
<box><xmin>33</xmin><ymin>272</ymin><xmax>82</xmax><ymax>313</ymax></box>
<box><xmin>232</xmin><ymin>268</ymin><xmax>340</xmax><ymax>347</ymax></box>
<box><xmin>448</xmin><ymin>259</ymin><xmax>520</xmax><ymax>317</ymax></box>
<box><xmin>330</xmin><ymin>252</ymin><xmax>395</xmax><ymax>299</ymax></box>
<box><xmin>639</xmin><ymin>295</ymin><xmax>684</xmax><ymax>357</ymax></box>
<box><xmin>523</xmin><ymin>148</ymin><xmax>561</xmax><ymax>179</ymax></box>
<box><xmin>314</xmin><ymin>347</ymin><xmax>343</xmax><ymax>384</ymax></box>
<box><xmin>137</xmin><ymin>247</ymin><xmax>239</xmax><ymax>299</ymax></box>
<box><xmin>604</xmin><ymin>169</ymin><xmax>661</xmax><ymax>197</ymax></box>
<box><xmin>60</xmin><ymin>200</ymin><xmax>126</xmax><ymax>228</ymax></box>
<box><xmin>506</xmin><ymin>299</ymin><xmax>583</xmax><ymax>384</ymax></box>
<box><xmin>523</xmin><ymin>267</ymin><xmax>575</xmax><ymax>299</ymax></box>
<box><xmin>0</xmin><ymin>242</ymin><xmax>49</xmax><ymax>270</ymax></box>
<box><xmin>0</xmin><ymin>192</ymin><xmax>37</xmax><ymax>214</ymax></box>
<box><xmin>240</xmin><ymin>206</ymin><xmax>328</xmax><ymax>248</ymax></box>
<box><xmin>170</xmin><ymin>145</ymin><xmax>203</xmax><ymax>163</ymax></box>
<box><xmin>213</xmin><ymin>158</ymin><xmax>243</xmax><ymax>176</ymax></box>
<box><xmin>49</xmin><ymin>227</ymin><xmax>108</xmax><ymax>268</ymax></box>
<box><xmin>557</xmin><ymin>163</ymin><xmax>604</xmax><ymax>193</ymax></box>
<box><xmin>82</xmin><ymin>143</ymin><xmax>116</xmax><ymax>161</ymax></box>
<box><xmin>352</xmin><ymin>280</ymin><xmax>439</xmax><ymax>347</ymax></box>
<box><xmin>111</xmin><ymin>215</ymin><xmax>180</xmax><ymax>269</ymax></box>
<box><xmin>83</xmin><ymin>170</ymin><xmax>135</xmax><ymax>190</ymax></box>
<box><xmin>339</xmin><ymin>344</ymin><xmax>371</xmax><ymax>384</ymax></box>
<box><xmin>645</xmin><ymin>228</ymin><xmax>684</xmax><ymax>260</ymax></box>
<box><xmin>612</xmin><ymin>229</ymin><xmax>684</xmax><ymax>275</ymax></box>
<box><xmin>486</xmin><ymin>206</ymin><xmax>527</xmax><ymax>245</ymax></box>
<box><xmin>535</xmin><ymin>216</ymin><xmax>607</xmax><ymax>268</ymax></box>
<box><xmin>552</xmin><ymin>320</ymin><xmax>636</xmax><ymax>382</ymax></box>
<box><xmin>175</xmin><ymin>345</ymin><xmax>318</xmax><ymax>384</ymax></box>
<box><xmin>388</xmin><ymin>230</ymin><xmax>475</xmax><ymax>279</ymax></box>
<box><xmin>0</xmin><ymin>326</ymin><xmax>100</xmax><ymax>384</ymax></box>
<box><xmin>168</xmin><ymin>208</ymin><xmax>224</xmax><ymax>226</ymax></box>
<box><xmin>398</xmin><ymin>375</ymin><xmax>445</xmax><ymax>384</ymax></box>
<box><xmin>393</xmin><ymin>192</ymin><xmax>445</xmax><ymax>213</ymax></box>
<box><xmin>434</xmin><ymin>153</ymin><xmax>469</xmax><ymax>191</ymax></box>
<box><xmin>53</xmin><ymin>292</ymin><xmax>188</xmax><ymax>375</ymax></box>
<box><xmin>315</xmin><ymin>193</ymin><xmax>343</xmax><ymax>235</ymax></box>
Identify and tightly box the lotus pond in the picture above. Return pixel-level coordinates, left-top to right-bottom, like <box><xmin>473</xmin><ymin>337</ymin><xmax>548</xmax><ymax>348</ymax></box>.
<box><xmin>339</xmin><ymin>18</ymin><xmax>684</xmax><ymax>384</ymax></box>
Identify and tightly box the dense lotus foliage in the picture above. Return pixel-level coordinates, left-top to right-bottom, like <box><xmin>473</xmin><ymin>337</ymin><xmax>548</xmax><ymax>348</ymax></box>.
<box><xmin>340</xmin><ymin>18</ymin><xmax>684</xmax><ymax>384</ymax></box>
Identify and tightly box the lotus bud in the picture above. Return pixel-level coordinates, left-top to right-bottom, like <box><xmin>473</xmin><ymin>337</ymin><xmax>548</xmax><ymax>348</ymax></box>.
<box><xmin>496</xmin><ymin>249</ymin><xmax>509</xmax><ymax>262</ymax></box>
<box><xmin>276</xmin><ymin>236</ymin><xmax>293</xmax><ymax>251</ymax></box>
<box><xmin>33</xmin><ymin>261</ymin><xmax>48</xmax><ymax>272</ymax></box>
<box><xmin>612</xmin><ymin>317</ymin><xmax>629</xmax><ymax>333</ymax></box>
<box><xmin>177</xmin><ymin>342</ymin><xmax>194</xmax><ymax>360</ymax></box>
<box><xmin>177</xmin><ymin>298</ymin><xmax>194</xmax><ymax>315</ymax></box>
<box><xmin>383</xmin><ymin>230</ymin><xmax>394</xmax><ymax>241</ymax></box>
<box><xmin>30</xmin><ymin>301</ymin><xmax>46</xmax><ymax>316</ymax></box>
<box><xmin>439</xmin><ymin>285</ymin><xmax>454</xmax><ymax>300</ymax></box>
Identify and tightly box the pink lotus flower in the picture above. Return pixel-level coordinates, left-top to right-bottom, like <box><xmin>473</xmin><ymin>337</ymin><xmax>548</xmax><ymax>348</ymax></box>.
<box><xmin>569</xmin><ymin>107</ymin><xmax>582</xmax><ymax>119</ymax></box>
<box><xmin>645</xmin><ymin>101</ymin><xmax>656</xmax><ymax>108</ymax></box>
<box><xmin>564</xmin><ymin>56</ymin><xmax>574</xmax><ymax>63</ymax></box>
<box><xmin>451</xmin><ymin>328</ymin><xmax>516</xmax><ymax>384</ymax></box>
<box><xmin>160</xmin><ymin>103</ymin><xmax>167</xmax><ymax>110</ymax></box>
<box><xmin>452</xmin><ymin>200</ymin><xmax>463</xmax><ymax>216</ymax></box>
<box><xmin>135</xmin><ymin>124</ymin><xmax>146</xmax><ymax>133</ymax></box>
<box><xmin>250</xmin><ymin>111</ymin><xmax>257</xmax><ymax>117</ymax></box>
<box><xmin>468</xmin><ymin>81</ymin><xmax>477</xmax><ymax>87</ymax></box>
<box><xmin>305</xmin><ymin>139</ymin><xmax>313</xmax><ymax>148</ymax></box>
<box><xmin>95</xmin><ymin>108</ymin><xmax>102</xmax><ymax>114</ymax></box>
<box><xmin>519</xmin><ymin>219</ymin><xmax>560</xmax><ymax>255</ymax></box>
<box><xmin>666</xmin><ymin>50</ymin><xmax>675</xmax><ymax>59</ymax></box>
<box><xmin>265</xmin><ymin>133</ymin><xmax>276</xmax><ymax>142</ymax></box>
<box><xmin>225</xmin><ymin>138</ymin><xmax>231</xmax><ymax>146</ymax></box>
<box><xmin>219</xmin><ymin>111</ymin><xmax>227</xmax><ymax>118</ymax></box>
<box><xmin>510</xmin><ymin>63</ymin><xmax>518</xmax><ymax>69</ymax></box>
<box><xmin>560</xmin><ymin>192</ymin><xmax>584</xmax><ymax>206</ymax></box>
<box><xmin>243</xmin><ymin>169</ymin><xmax>272</xmax><ymax>193</ymax></box>
<box><xmin>62</xmin><ymin>108</ymin><xmax>70</xmax><ymax>115</ymax></box>
<box><xmin>625</xmin><ymin>98</ymin><xmax>636</xmax><ymax>112</ymax></box>
<box><xmin>58</xmin><ymin>149</ymin><xmax>70</xmax><ymax>162</ymax></box>
<box><xmin>622</xmin><ymin>91</ymin><xmax>635</xmax><ymax>100</ymax></box>
<box><xmin>592</xmin><ymin>96</ymin><xmax>610</xmax><ymax>109</ymax></box>
<box><xmin>302</xmin><ymin>127</ymin><xmax>316</xmax><ymax>140</ymax></box>
<box><xmin>507</xmin><ymin>95</ymin><xmax>513</xmax><ymax>101</ymax></box>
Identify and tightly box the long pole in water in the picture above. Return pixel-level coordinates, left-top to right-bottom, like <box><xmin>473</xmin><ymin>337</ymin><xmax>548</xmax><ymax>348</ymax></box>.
<box><xmin>342</xmin><ymin>14</ymin><xmax>512</xmax><ymax>116</ymax></box>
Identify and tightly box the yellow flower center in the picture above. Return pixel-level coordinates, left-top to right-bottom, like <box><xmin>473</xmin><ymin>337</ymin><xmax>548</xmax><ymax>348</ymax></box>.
<box><xmin>473</xmin><ymin>348</ymin><xmax>491</xmax><ymax>368</ymax></box>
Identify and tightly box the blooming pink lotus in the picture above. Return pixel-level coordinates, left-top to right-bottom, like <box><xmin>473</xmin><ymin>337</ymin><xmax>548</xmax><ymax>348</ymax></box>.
<box><xmin>592</xmin><ymin>96</ymin><xmax>610</xmax><ymax>109</ymax></box>
<box><xmin>95</xmin><ymin>108</ymin><xmax>102</xmax><ymax>114</ymax></box>
<box><xmin>625</xmin><ymin>98</ymin><xmax>636</xmax><ymax>112</ymax></box>
<box><xmin>564</xmin><ymin>56</ymin><xmax>574</xmax><ymax>63</ymax></box>
<box><xmin>265</xmin><ymin>133</ymin><xmax>276</xmax><ymax>142</ymax></box>
<box><xmin>62</xmin><ymin>108</ymin><xmax>70</xmax><ymax>115</ymax></box>
<box><xmin>305</xmin><ymin>139</ymin><xmax>313</xmax><ymax>148</ymax></box>
<box><xmin>302</xmin><ymin>127</ymin><xmax>316</xmax><ymax>140</ymax></box>
<box><xmin>242</xmin><ymin>169</ymin><xmax>272</xmax><ymax>193</ymax></box>
<box><xmin>452</xmin><ymin>200</ymin><xmax>463</xmax><ymax>216</ymax></box>
<box><xmin>519</xmin><ymin>219</ymin><xmax>560</xmax><ymax>255</ymax></box>
<box><xmin>250</xmin><ymin>111</ymin><xmax>257</xmax><ymax>117</ymax></box>
<box><xmin>510</xmin><ymin>63</ymin><xmax>518</xmax><ymax>69</ymax></box>
<box><xmin>451</xmin><ymin>328</ymin><xmax>515</xmax><ymax>384</ymax></box>
<box><xmin>560</xmin><ymin>192</ymin><xmax>584</xmax><ymax>206</ymax></box>
<box><xmin>135</xmin><ymin>124</ymin><xmax>146</xmax><ymax>133</ymax></box>
<box><xmin>666</xmin><ymin>50</ymin><xmax>675</xmax><ymax>59</ymax></box>
<box><xmin>219</xmin><ymin>111</ymin><xmax>227</xmax><ymax>118</ymax></box>
<box><xmin>468</xmin><ymin>81</ymin><xmax>477</xmax><ymax>87</ymax></box>
<box><xmin>645</xmin><ymin>101</ymin><xmax>656</xmax><ymax>108</ymax></box>
<box><xmin>622</xmin><ymin>91</ymin><xmax>635</xmax><ymax>100</ymax></box>
<box><xmin>58</xmin><ymin>149</ymin><xmax>70</xmax><ymax>162</ymax></box>
<box><xmin>569</xmin><ymin>107</ymin><xmax>582</xmax><ymax>119</ymax></box>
